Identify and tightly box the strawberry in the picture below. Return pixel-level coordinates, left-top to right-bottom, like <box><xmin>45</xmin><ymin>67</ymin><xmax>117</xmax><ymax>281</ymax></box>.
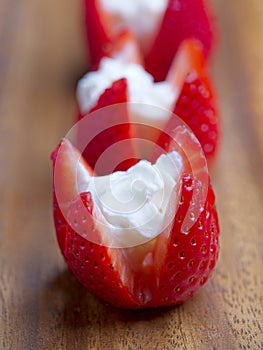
<box><xmin>84</xmin><ymin>0</ymin><xmax>112</xmax><ymax>68</ymax></box>
<box><xmin>77</xmin><ymin>78</ymin><xmax>136</xmax><ymax>174</ymax></box>
<box><xmin>77</xmin><ymin>39</ymin><xmax>220</xmax><ymax>164</ymax></box>
<box><xmin>164</xmin><ymin>39</ymin><xmax>220</xmax><ymax>163</ymax></box>
<box><xmin>51</xmin><ymin>139</ymin><xmax>94</xmax><ymax>254</ymax></box>
<box><xmin>84</xmin><ymin>1</ymin><xmax>143</xmax><ymax>68</ymax></box>
<box><xmin>108</xmin><ymin>30</ymin><xmax>144</xmax><ymax>66</ymax></box>
<box><xmin>52</xmin><ymin>136</ymin><xmax>219</xmax><ymax>309</ymax></box>
<box><xmin>84</xmin><ymin>0</ymin><xmax>215</xmax><ymax>81</ymax></box>
<box><xmin>148</xmin><ymin>174</ymin><xmax>219</xmax><ymax>306</ymax></box>
<box><xmin>173</xmin><ymin>74</ymin><xmax>219</xmax><ymax>161</ymax></box>
<box><xmin>64</xmin><ymin>192</ymin><xmax>138</xmax><ymax>308</ymax></box>
<box><xmin>145</xmin><ymin>0</ymin><xmax>215</xmax><ymax>81</ymax></box>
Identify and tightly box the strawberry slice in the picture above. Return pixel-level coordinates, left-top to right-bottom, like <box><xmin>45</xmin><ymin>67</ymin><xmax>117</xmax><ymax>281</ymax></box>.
<box><xmin>64</xmin><ymin>192</ymin><xmax>139</xmax><ymax>308</ymax></box>
<box><xmin>77</xmin><ymin>78</ymin><xmax>136</xmax><ymax>174</ymax></box>
<box><xmin>164</xmin><ymin>39</ymin><xmax>220</xmax><ymax>163</ymax></box>
<box><xmin>145</xmin><ymin>0</ymin><xmax>215</xmax><ymax>81</ymax></box>
<box><xmin>84</xmin><ymin>0</ymin><xmax>112</xmax><ymax>68</ymax></box>
<box><xmin>52</xmin><ymin>135</ymin><xmax>219</xmax><ymax>309</ymax></box>
<box><xmin>84</xmin><ymin>0</ymin><xmax>143</xmax><ymax>68</ymax></box>
<box><xmin>173</xmin><ymin>74</ymin><xmax>219</xmax><ymax>162</ymax></box>
<box><xmin>51</xmin><ymin>139</ymin><xmax>93</xmax><ymax>253</ymax></box>
<box><xmin>148</xmin><ymin>174</ymin><xmax>219</xmax><ymax>306</ymax></box>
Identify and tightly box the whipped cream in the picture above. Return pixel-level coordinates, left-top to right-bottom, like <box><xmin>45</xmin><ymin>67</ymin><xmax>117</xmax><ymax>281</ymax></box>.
<box><xmin>82</xmin><ymin>152</ymin><xmax>183</xmax><ymax>247</ymax></box>
<box><xmin>100</xmin><ymin>0</ymin><xmax>168</xmax><ymax>51</ymax></box>
<box><xmin>77</xmin><ymin>58</ymin><xmax>176</xmax><ymax>130</ymax></box>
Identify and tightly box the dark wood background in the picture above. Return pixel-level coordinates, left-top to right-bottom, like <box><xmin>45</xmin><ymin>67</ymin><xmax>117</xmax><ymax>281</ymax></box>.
<box><xmin>0</xmin><ymin>1</ymin><xmax>262</xmax><ymax>349</ymax></box>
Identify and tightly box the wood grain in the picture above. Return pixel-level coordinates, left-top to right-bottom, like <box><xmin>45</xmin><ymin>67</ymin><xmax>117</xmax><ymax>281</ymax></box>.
<box><xmin>0</xmin><ymin>1</ymin><xmax>262</xmax><ymax>349</ymax></box>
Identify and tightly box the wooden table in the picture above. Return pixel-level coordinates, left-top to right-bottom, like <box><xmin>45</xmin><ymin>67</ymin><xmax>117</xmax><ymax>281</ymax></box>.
<box><xmin>0</xmin><ymin>1</ymin><xmax>262</xmax><ymax>349</ymax></box>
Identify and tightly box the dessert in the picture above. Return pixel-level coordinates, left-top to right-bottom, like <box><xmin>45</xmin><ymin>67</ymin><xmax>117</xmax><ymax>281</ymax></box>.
<box><xmin>77</xmin><ymin>39</ymin><xmax>219</xmax><ymax>164</ymax></box>
<box><xmin>52</xmin><ymin>131</ymin><xmax>219</xmax><ymax>308</ymax></box>
<box><xmin>84</xmin><ymin>0</ymin><xmax>215</xmax><ymax>80</ymax></box>
<box><xmin>51</xmin><ymin>0</ymin><xmax>220</xmax><ymax>309</ymax></box>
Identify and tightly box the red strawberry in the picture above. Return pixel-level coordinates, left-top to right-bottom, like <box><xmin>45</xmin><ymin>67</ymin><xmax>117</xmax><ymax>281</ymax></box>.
<box><xmin>164</xmin><ymin>39</ymin><xmax>220</xmax><ymax>163</ymax></box>
<box><xmin>84</xmin><ymin>1</ymin><xmax>143</xmax><ymax>68</ymax></box>
<box><xmin>173</xmin><ymin>74</ymin><xmax>219</xmax><ymax>161</ymax></box>
<box><xmin>84</xmin><ymin>0</ymin><xmax>112</xmax><ymax>68</ymax></box>
<box><xmin>51</xmin><ymin>139</ymin><xmax>93</xmax><ymax>254</ymax></box>
<box><xmin>77</xmin><ymin>78</ymin><xmax>136</xmax><ymax>174</ymax></box>
<box><xmin>52</xmin><ymin>137</ymin><xmax>219</xmax><ymax>309</ymax></box>
<box><xmin>148</xmin><ymin>174</ymin><xmax>219</xmax><ymax>306</ymax></box>
<box><xmin>64</xmin><ymin>192</ymin><xmax>138</xmax><ymax>308</ymax></box>
<box><xmin>77</xmin><ymin>39</ymin><xmax>219</xmax><ymax>165</ymax></box>
<box><xmin>84</xmin><ymin>0</ymin><xmax>215</xmax><ymax>74</ymax></box>
<box><xmin>145</xmin><ymin>0</ymin><xmax>215</xmax><ymax>81</ymax></box>
<box><xmin>84</xmin><ymin>0</ymin><xmax>215</xmax><ymax>80</ymax></box>
<box><xmin>108</xmin><ymin>30</ymin><xmax>144</xmax><ymax>66</ymax></box>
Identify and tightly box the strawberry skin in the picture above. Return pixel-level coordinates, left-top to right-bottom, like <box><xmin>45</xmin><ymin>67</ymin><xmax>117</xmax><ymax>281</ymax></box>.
<box><xmin>148</xmin><ymin>174</ymin><xmax>219</xmax><ymax>307</ymax></box>
<box><xmin>145</xmin><ymin>0</ymin><xmax>215</xmax><ymax>82</ymax></box>
<box><xmin>64</xmin><ymin>192</ymin><xmax>138</xmax><ymax>308</ymax></box>
<box><xmin>173</xmin><ymin>73</ymin><xmax>219</xmax><ymax>161</ymax></box>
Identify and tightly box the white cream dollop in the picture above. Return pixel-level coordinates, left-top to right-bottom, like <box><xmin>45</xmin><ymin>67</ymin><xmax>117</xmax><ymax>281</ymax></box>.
<box><xmin>100</xmin><ymin>0</ymin><xmax>168</xmax><ymax>51</ymax></box>
<box><xmin>83</xmin><ymin>151</ymin><xmax>183</xmax><ymax>247</ymax></box>
<box><xmin>77</xmin><ymin>58</ymin><xmax>176</xmax><ymax>130</ymax></box>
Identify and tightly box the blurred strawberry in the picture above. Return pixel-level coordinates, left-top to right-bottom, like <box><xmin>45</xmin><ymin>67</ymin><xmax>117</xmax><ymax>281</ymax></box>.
<box><xmin>84</xmin><ymin>0</ymin><xmax>215</xmax><ymax>79</ymax></box>
<box><xmin>145</xmin><ymin>0</ymin><xmax>215</xmax><ymax>81</ymax></box>
<box><xmin>77</xmin><ymin>39</ymin><xmax>220</xmax><ymax>164</ymax></box>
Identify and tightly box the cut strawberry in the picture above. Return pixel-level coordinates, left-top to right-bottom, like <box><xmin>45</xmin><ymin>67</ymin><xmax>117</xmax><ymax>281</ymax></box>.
<box><xmin>77</xmin><ymin>39</ymin><xmax>220</xmax><ymax>164</ymax></box>
<box><xmin>84</xmin><ymin>1</ymin><xmax>144</xmax><ymax>68</ymax></box>
<box><xmin>145</xmin><ymin>0</ymin><xmax>215</xmax><ymax>81</ymax></box>
<box><xmin>77</xmin><ymin>78</ymin><xmax>136</xmax><ymax>174</ymax></box>
<box><xmin>173</xmin><ymin>74</ymin><xmax>219</xmax><ymax>162</ymax></box>
<box><xmin>85</xmin><ymin>0</ymin><xmax>215</xmax><ymax>81</ymax></box>
<box><xmin>163</xmin><ymin>39</ymin><xmax>220</xmax><ymax>163</ymax></box>
<box><xmin>148</xmin><ymin>174</ymin><xmax>219</xmax><ymax>306</ymax></box>
<box><xmin>52</xmin><ymin>134</ymin><xmax>219</xmax><ymax>309</ymax></box>
<box><xmin>109</xmin><ymin>30</ymin><xmax>144</xmax><ymax>66</ymax></box>
<box><xmin>64</xmin><ymin>192</ymin><xmax>138</xmax><ymax>308</ymax></box>
<box><xmin>84</xmin><ymin>0</ymin><xmax>167</xmax><ymax>66</ymax></box>
<box><xmin>84</xmin><ymin>0</ymin><xmax>112</xmax><ymax>68</ymax></box>
<box><xmin>51</xmin><ymin>139</ymin><xmax>93</xmax><ymax>253</ymax></box>
<box><xmin>166</xmin><ymin>39</ymin><xmax>204</xmax><ymax>92</ymax></box>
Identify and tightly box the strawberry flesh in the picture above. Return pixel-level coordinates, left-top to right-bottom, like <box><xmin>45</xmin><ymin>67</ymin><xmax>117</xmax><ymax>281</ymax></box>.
<box><xmin>77</xmin><ymin>78</ymin><xmax>136</xmax><ymax>174</ymax></box>
<box><xmin>84</xmin><ymin>0</ymin><xmax>112</xmax><ymax>68</ymax></box>
<box><xmin>145</xmin><ymin>0</ymin><xmax>215</xmax><ymax>82</ymax></box>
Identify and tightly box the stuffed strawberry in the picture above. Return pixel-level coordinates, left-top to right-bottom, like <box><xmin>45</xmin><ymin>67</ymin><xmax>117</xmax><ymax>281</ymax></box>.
<box><xmin>77</xmin><ymin>39</ymin><xmax>219</xmax><ymax>165</ymax></box>
<box><xmin>52</xmin><ymin>114</ymin><xmax>220</xmax><ymax>309</ymax></box>
<box><xmin>84</xmin><ymin>0</ymin><xmax>215</xmax><ymax>80</ymax></box>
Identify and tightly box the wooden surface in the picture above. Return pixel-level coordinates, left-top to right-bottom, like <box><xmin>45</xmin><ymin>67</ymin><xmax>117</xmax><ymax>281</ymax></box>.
<box><xmin>0</xmin><ymin>1</ymin><xmax>262</xmax><ymax>349</ymax></box>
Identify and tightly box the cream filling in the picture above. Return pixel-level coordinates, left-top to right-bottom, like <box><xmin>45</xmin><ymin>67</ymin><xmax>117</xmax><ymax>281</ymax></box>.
<box><xmin>80</xmin><ymin>151</ymin><xmax>183</xmax><ymax>247</ymax></box>
<box><xmin>100</xmin><ymin>0</ymin><xmax>168</xmax><ymax>51</ymax></box>
<box><xmin>77</xmin><ymin>58</ymin><xmax>177</xmax><ymax>131</ymax></box>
